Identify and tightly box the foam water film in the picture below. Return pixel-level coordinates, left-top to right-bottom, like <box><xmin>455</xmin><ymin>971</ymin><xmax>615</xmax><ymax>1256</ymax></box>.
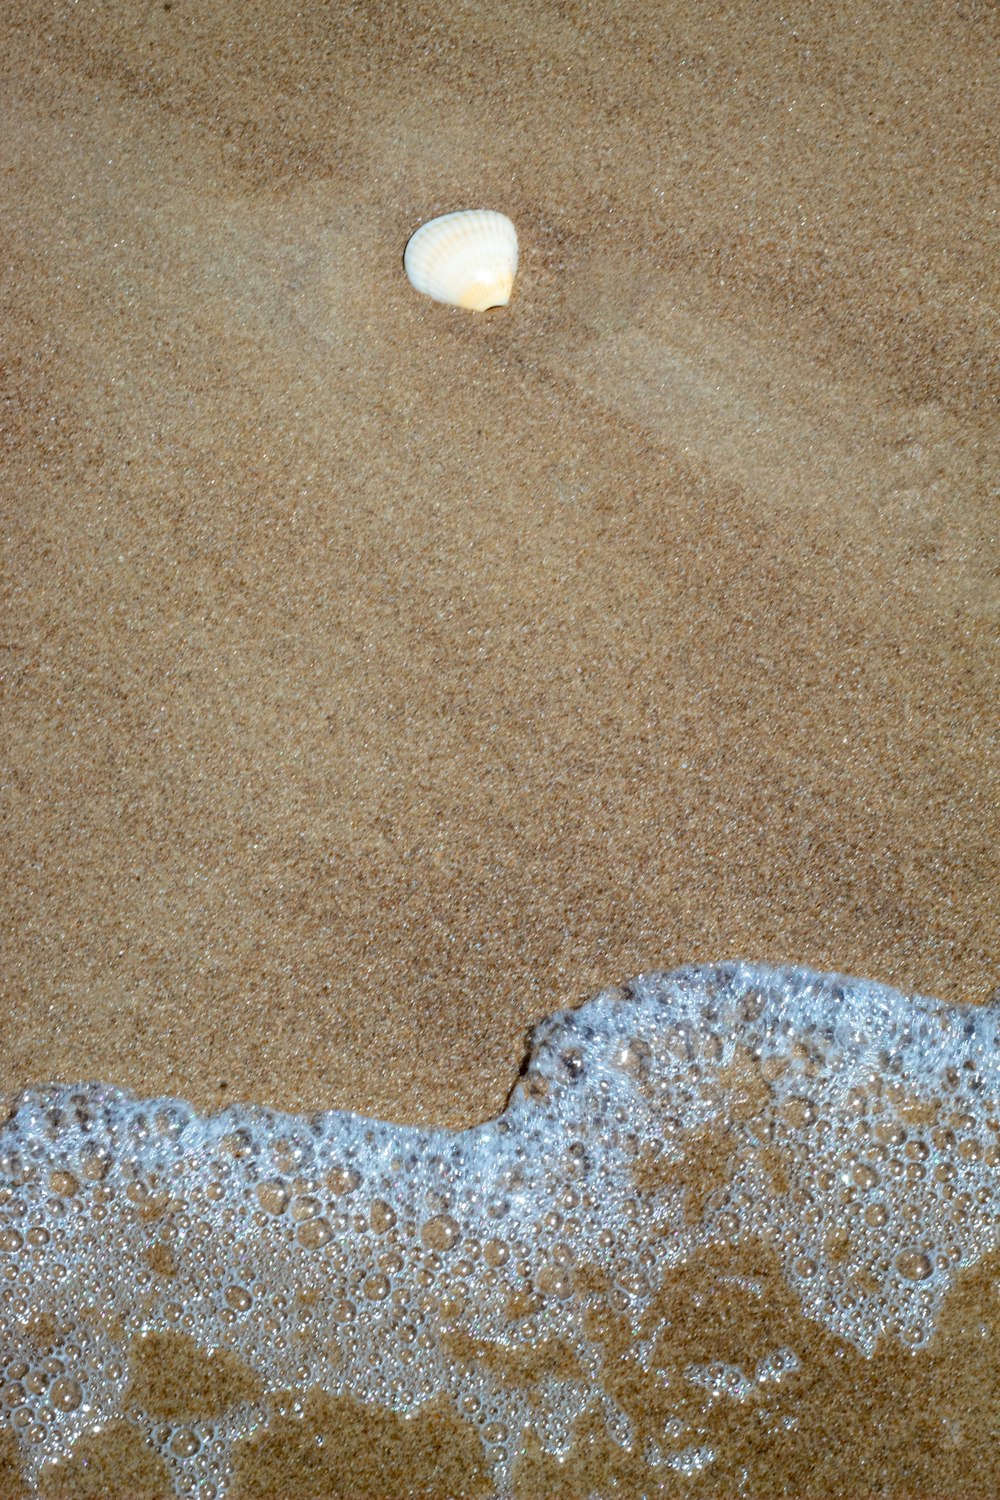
<box><xmin>2</xmin><ymin>962</ymin><xmax>1000</xmax><ymax>1498</ymax></box>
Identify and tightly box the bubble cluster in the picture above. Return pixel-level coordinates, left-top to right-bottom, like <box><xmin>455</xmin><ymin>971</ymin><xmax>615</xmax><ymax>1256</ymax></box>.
<box><xmin>1</xmin><ymin>963</ymin><xmax>999</xmax><ymax>1496</ymax></box>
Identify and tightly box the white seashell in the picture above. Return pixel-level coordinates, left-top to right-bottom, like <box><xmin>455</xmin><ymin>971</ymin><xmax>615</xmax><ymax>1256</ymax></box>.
<box><xmin>404</xmin><ymin>210</ymin><xmax>519</xmax><ymax>311</ymax></box>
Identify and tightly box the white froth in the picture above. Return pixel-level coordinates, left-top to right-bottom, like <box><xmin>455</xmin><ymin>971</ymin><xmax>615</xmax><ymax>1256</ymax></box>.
<box><xmin>1</xmin><ymin>962</ymin><xmax>999</xmax><ymax>1495</ymax></box>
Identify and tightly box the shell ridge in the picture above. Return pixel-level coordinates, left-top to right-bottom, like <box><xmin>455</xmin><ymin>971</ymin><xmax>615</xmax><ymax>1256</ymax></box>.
<box><xmin>404</xmin><ymin>209</ymin><xmax>519</xmax><ymax>311</ymax></box>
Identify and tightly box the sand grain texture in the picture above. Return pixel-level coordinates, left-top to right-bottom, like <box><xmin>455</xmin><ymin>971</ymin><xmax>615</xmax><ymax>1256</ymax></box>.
<box><xmin>1</xmin><ymin>0</ymin><xmax>997</xmax><ymax>1132</ymax></box>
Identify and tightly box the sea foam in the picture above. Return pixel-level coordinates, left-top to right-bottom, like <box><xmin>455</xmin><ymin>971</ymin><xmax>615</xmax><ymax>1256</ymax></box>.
<box><xmin>1</xmin><ymin>962</ymin><xmax>999</xmax><ymax>1497</ymax></box>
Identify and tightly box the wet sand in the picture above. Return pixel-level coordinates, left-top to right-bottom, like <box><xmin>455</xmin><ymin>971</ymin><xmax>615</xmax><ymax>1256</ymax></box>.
<box><xmin>2</xmin><ymin>0</ymin><xmax>997</xmax><ymax>1138</ymax></box>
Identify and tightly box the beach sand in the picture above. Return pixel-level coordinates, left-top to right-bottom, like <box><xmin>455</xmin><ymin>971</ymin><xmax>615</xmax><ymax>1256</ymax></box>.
<box><xmin>3</xmin><ymin>0</ymin><xmax>997</xmax><ymax>1132</ymax></box>
<box><xmin>1</xmin><ymin>2</ymin><xmax>998</xmax><ymax>1493</ymax></box>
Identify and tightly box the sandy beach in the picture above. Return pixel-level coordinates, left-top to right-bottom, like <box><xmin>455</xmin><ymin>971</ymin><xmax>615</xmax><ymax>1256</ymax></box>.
<box><xmin>1</xmin><ymin>2</ymin><xmax>998</xmax><ymax>1494</ymax></box>
<box><xmin>4</xmin><ymin>0</ymin><xmax>997</xmax><ymax>1133</ymax></box>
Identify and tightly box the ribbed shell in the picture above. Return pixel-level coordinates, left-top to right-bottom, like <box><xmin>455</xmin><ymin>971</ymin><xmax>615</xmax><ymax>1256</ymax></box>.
<box><xmin>404</xmin><ymin>210</ymin><xmax>519</xmax><ymax>311</ymax></box>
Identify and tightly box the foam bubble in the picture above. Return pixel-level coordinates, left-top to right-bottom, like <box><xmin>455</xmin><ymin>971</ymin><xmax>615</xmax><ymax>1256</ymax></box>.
<box><xmin>2</xmin><ymin>962</ymin><xmax>999</xmax><ymax>1496</ymax></box>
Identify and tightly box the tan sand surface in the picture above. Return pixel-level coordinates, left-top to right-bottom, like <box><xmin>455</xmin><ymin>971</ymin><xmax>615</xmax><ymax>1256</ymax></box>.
<box><xmin>2</xmin><ymin>0</ymin><xmax>997</xmax><ymax>1129</ymax></box>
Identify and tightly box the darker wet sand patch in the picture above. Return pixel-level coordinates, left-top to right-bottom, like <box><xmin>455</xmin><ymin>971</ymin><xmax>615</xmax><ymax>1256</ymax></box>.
<box><xmin>38</xmin><ymin>1421</ymin><xmax>170</xmax><ymax>1500</ymax></box>
<box><xmin>516</xmin><ymin>1242</ymin><xmax>1000</xmax><ymax>1499</ymax></box>
<box><xmin>124</xmin><ymin>1331</ymin><xmax>263</xmax><ymax>1423</ymax></box>
<box><xmin>0</xmin><ymin>1427</ymin><xmax>29</xmax><ymax>1500</ymax></box>
<box><xmin>229</xmin><ymin>1389</ymin><xmax>492</xmax><ymax>1500</ymax></box>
